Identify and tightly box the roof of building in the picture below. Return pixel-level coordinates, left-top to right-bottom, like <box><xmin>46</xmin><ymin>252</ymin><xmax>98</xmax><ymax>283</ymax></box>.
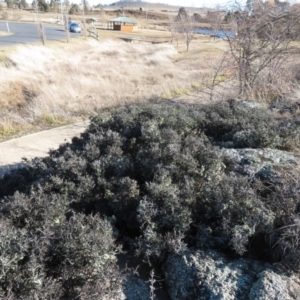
<box><xmin>109</xmin><ymin>15</ymin><xmax>138</xmax><ymax>24</ymax></box>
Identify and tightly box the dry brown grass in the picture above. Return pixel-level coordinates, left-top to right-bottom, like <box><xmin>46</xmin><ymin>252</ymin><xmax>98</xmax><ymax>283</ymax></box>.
<box><xmin>0</xmin><ymin>38</ymin><xmax>222</xmax><ymax>140</ymax></box>
<box><xmin>4</xmin><ymin>28</ymin><xmax>298</xmax><ymax>142</ymax></box>
<box><xmin>0</xmin><ymin>3</ymin><xmax>246</xmax><ymax>141</ymax></box>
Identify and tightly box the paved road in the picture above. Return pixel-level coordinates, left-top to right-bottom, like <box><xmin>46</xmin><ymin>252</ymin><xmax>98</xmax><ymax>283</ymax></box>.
<box><xmin>0</xmin><ymin>121</ymin><xmax>89</xmax><ymax>176</ymax></box>
<box><xmin>0</xmin><ymin>21</ymin><xmax>80</xmax><ymax>46</ymax></box>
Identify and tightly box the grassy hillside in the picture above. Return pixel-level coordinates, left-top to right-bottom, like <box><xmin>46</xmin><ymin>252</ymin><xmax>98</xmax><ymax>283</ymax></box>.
<box><xmin>0</xmin><ymin>37</ymin><xmax>228</xmax><ymax>141</ymax></box>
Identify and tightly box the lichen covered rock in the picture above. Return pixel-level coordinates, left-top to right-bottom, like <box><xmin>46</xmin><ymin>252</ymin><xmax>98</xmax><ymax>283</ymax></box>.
<box><xmin>250</xmin><ymin>270</ymin><xmax>300</xmax><ymax>300</ymax></box>
<box><xmin>222</xmin><ymin>148</ymin><xmax>300</xmax><ymax>178</ymax></box>
<box><xmin>164</xmin><ymin>250</ymin><xmax>300</xmax><ymax>300</ymax></box>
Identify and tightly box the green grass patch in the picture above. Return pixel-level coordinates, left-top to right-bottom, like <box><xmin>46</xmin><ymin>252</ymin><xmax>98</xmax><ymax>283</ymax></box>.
<box><xmin>162</xmin><ymin>87</ymin><xmax>190</xmax><ymax>100</ymax></box>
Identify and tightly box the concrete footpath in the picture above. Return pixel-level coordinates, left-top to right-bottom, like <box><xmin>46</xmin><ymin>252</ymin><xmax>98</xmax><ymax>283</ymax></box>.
<box><xmin>0</xmin><ymin>121</ymin><xmax>89</xmax><ymax>176</ymax></box>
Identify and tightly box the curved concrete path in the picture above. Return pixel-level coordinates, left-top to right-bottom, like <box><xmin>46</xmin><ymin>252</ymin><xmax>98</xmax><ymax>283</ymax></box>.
<box><xmin>0</xmin><ymin>121</ymin><xmax>89</xmax><ymax>176</ymax></box>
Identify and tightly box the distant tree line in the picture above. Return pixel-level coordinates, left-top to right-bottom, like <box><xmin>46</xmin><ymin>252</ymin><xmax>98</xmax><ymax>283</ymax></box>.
<box><xmin>5</xmin><ymin>0</ymin><xmax>28</xmax><ymax>9</ymax></box>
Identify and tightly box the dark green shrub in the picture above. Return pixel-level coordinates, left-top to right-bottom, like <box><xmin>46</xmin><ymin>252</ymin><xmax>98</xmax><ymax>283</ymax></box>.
<box><xmin>38</xmin><ymin>0</ymin><xmax>49</xmax><ymax>12</ymax></box>
<box><xmin>0</xmin><ymin>190</ymin><xmax>71</xmax><ymax>230</ymax></box>
<box><xmin>18</xmin><ymin>0</ymin><xmax>28</xmax><ymax>8</ymax></box>
<box><xmin>5</xmin><ymin>0</ymin><xmax>15</xmax><ymax>9</ymax></box>
<box><xmin>46</xmin><ymin>214</ymin><xmax>122</xmax><ymax>298</ymax></box>
<box><xmin>276</xmin><ymin>118</ymin><xmax>300</xmax><ymax>151</ymax></box>
<box><xmin>0</xmin><ymin>102</ymin><xmax>299</xmax><ymax>298</ymax></box>
<box><xmin>200</xmin><ymin>103</ymin><xmax>277</xmax><ymax>148</ymax></box>
<box><xmin>0</xmin><ymin>213</ymin><xmax>122</xmax><ymax>298</ymax></box>
<box><xmin>69</xmin><ymin>3</ymin><xmax>80</xmax><ymax>14</ymax></box>
<box><xmin>194</xmin><ymin>174</ymin><xmax>275</xmax><ymax>254</ymax></box>
<box><xmin>0</xmin><ymin>222</ymin><xmax>28</xmax><ymax>294</ymax></box>
<box><xmin>192</xmin><ymin>13</ymin><xmax>201</xmax><ymax>22</ymax></box>
<box><xmin>260</xmin><ymin>175</ymin><xmax>300</xmax><ymax>269</ymax></box>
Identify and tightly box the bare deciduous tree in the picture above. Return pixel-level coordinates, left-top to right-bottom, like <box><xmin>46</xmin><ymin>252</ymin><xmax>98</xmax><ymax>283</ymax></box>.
<box><xmin>169</xmin><ymin>15</ymin><xmax>181</xmax><ymax>47</ymax></box>
<box><xmin>99</xmin><ymin>5</ymin><xmax>106</xmax><ymax>28</ymax></box>
<box><xmin>174</xmin><ymin>7</ymin><xmax>196</xmax><ymax>52</ymax></box>
<box><xmin>225</xmin><ymin>1</ymin><xmax>300</xmax><ymax>96</ymax></box>
<box><xmin>200</xmin><ymin>51</ymin><xmax>237</xmax><ymax>101</ymax></box>
<box><xmin>207</xmin><ymin>10</ymin><xmax>225</xmax><ymax>37</ymax></box>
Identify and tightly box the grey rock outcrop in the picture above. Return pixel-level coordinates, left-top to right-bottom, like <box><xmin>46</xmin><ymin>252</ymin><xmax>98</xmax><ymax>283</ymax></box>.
<box><xmin>164</xmin><ymin>249</ymin><xmax>300</xmax><ymax>300</ymax></box>
<box><xmin>250</xmin><ymin>270</ymin><xmax>300</xmax><ymax>300</ymax></box>
<box><xmin>235</xmin><ymin>100</ymin><xmax>266</xmax><ymax>110</ymax></box>
<box><xmin>222</xmin><ymin>148</ymin><xmax>300</xmax><ymax>179</ymax></box>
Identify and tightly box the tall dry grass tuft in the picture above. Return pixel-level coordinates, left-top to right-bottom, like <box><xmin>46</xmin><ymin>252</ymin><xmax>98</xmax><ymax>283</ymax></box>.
<box><xmin>0</xmin><ymin>40</ymin><xmax>199</xmax><ymax>139</ymax></box>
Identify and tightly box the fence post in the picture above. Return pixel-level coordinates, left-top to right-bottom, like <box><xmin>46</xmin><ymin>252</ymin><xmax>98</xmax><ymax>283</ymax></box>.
<box><xmin>64</xmin><ymin>14</ymin><xmax>69</xmax><ymax>43</ymax></box>
<box><xmin>87</xmin><ymin>27</ymin><xmax>99</xmax><ymax>40</ymax></box>
<box><xmin>81</xmin><ymin>0</ymin><xmax>87</xmax><ymax>40</ymax></box>
<box><xmin>39</xmin><ymin>23</ymin><xmax>46</xmax><ymax>45</ymax></box>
